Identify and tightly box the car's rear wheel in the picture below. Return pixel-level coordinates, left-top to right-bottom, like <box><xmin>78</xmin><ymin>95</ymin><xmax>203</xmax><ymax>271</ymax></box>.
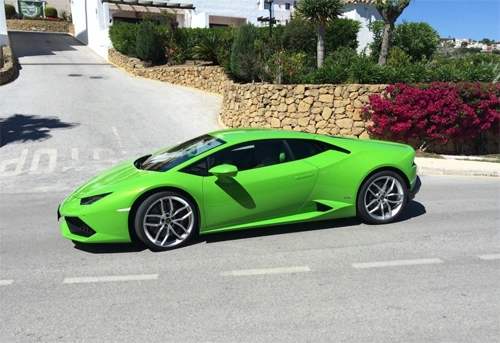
<box><xmin>357</xmin><ymin>171</ymin><xmax>407</xmax><ymax>224</ymax></box>
<box><xmin>134</xmin><ymin>191</ymin><xmax>197</xmax><ymax>251</ymax></box>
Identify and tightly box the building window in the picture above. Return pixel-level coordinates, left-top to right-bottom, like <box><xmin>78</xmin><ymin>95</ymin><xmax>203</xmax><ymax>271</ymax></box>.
<box><xmin>285</xmin><ymin>3</ymin><xmax>290</xmax><ymax>10</ymax></box>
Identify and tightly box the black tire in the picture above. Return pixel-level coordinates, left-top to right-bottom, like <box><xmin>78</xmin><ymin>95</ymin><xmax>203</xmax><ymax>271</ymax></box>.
<box><xmin>357</xmin><ymin>171</ymin><xmax>408</xmax><ymax>224</ymax></box>
<box><xmin>134</xmin><ymin>191</ymin><xmax>198</xmax><ymax>251</ymax></box>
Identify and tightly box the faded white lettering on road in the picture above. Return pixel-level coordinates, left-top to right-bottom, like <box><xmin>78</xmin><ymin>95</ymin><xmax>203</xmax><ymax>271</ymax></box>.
<box><xmin>29</xmin><ymin>149</ymin><xmax>57</xmax><ymax>174</ymax></box>
<box><xmin>0</xmin><ymin>149</ymin><xmax>28</xmax><ymax>177</ymax></box>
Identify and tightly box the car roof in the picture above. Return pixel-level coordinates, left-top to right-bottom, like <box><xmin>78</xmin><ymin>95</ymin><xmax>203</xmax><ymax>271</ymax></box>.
<box><xmin>208</xmin><ymin>128</ymin><xmax>318</xmax><ymax>144</ymax></box>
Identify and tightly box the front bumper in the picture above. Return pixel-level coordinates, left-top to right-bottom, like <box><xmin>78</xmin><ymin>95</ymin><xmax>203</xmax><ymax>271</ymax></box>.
<box><xmin>409</xmin><ymin>175</ymin><xmax>421</xmax><ymax>201</ymax></box>
<box><xmin>57</xmin><ymin>197</ymin><xmax>132</xmax><ymax>243</ymax></box>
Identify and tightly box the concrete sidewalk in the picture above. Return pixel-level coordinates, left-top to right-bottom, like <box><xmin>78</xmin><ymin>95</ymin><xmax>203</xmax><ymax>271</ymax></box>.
<box><xmin>415</xmin><ymin>156</ymin><xmax>499</xmax><ymax>177</ymax></box>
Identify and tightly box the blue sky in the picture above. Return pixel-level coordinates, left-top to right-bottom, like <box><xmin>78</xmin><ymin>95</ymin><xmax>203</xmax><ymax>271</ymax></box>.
<box><xmin>396</xmin><ymin>0</ymin><xmax>500</xmax><ymax>41</ymax></box>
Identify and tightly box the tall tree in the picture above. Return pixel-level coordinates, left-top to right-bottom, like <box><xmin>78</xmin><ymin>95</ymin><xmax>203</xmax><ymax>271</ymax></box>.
<box><xmin>296</xmin><ymin>0</ymin><xmax>344</xmax><ymax>68</ymax></box>
<box><xmin>375</xmin><ymin>0</ymin><xmax>411</xmax><ymax>65</ymax></box>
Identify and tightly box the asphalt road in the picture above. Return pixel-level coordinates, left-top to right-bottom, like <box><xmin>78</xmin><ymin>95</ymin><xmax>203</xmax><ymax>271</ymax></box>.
<box><xmin>1</xmin><ymin>32</ymin><xmax>499</xmax><ymax>343</ymax></box>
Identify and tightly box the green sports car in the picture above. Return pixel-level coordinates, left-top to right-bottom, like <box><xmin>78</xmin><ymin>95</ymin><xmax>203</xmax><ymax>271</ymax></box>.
<box><xmin>58</xmin><ymin>128</ymin><xmax>421</xmax><ymax>251</ymax></box>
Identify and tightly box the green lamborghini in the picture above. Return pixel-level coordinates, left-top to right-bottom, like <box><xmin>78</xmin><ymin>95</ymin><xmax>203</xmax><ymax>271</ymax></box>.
<box><xmin>58</xmin><ymin>128</ymin><xmax>421</xmax><ymax>251</ymax></box>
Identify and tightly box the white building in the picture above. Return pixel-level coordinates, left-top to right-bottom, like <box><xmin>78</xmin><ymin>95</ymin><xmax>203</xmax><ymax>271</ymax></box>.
<box><xmin>1</xmin><ymin>1</ymin><xmax>381</xmax><ymax>59</ymax></box>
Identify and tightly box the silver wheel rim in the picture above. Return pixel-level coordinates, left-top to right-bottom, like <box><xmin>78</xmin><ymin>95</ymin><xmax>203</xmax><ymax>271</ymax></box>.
<box><xmin>142</xmin><ymin>196</ymin><xmax>194</xmax><ymax>248</ymax></box>
<box><xmin>364</xmin><ymin>176</ymin><xmax>404</xmax><ymax>221</ymax></box>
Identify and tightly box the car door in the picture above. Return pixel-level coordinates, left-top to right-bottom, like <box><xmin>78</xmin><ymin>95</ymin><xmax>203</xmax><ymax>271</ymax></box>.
<box><xmin>201</xmin><ymin>140</ymin><xmax>319</xmax><ymax>230</ymax></box>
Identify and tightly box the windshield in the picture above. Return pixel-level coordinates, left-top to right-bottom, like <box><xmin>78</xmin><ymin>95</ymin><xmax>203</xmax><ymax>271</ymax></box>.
<box><xmin>140</xmin><ymin>134</ymin><xmax>225</xmax><ymax>172</ymax></box>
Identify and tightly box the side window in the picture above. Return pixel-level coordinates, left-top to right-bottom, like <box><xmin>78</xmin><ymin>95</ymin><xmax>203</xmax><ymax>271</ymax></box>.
<box><xmin>207</xmin><ymin>140</ymin><xmax>290</xmax><ymax>172</ymax></box>
<box><xmin>286</xmin><ymin>139</ymin><xmax>326</xmax><ymax>160</ymax></box>
<box><xmin>181</xmin><ymin>157</ymin><xmax>209</xmax><ymax>176</ymax></box>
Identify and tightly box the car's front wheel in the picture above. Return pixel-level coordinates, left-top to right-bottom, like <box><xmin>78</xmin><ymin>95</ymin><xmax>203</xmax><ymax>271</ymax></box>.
<box><xmin>357</xmin><ymin>171</ymin><xmax>408</xmax><ymax>224</ymax></box>
<box><xmin>134</xmin><ymin>191</ymin><xmax>197</xmax><ymax>251</ymax></box>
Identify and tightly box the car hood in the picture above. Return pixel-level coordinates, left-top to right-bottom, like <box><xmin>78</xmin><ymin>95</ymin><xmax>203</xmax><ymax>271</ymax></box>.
<box><xmin>70</xmin><ymin>159</ymin><xmax>149</xmax><ymax>199</ymax></box>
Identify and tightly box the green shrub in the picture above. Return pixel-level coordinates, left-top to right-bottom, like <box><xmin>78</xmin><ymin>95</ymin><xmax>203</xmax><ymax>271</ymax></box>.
<box><xmin>174</xmin><ymin>28</ymin><xmax>213</xmax><ymax>60</ymax></box>
<box><xmin>302</xmin><ymin>48</ymin><xmax>356</xmax><ymax>84</ymax></box>
<box><xmin>324</xmin><ymin>18</ymin><xmax>360</xmax><ymax>54</ymax></box>
<box><xmin>230</xmin><ymin>24</ymin><xmax>261</xmax><ymax>82</ymax></box>
<box><xmin>109</xmin><ymin>22</ymin><xmax>139</xmax><ymax>56</ymax></box>
<box><xmin>348</xmin><ymin>57</ymin><xmax>386</xmax><ymax>84</ymax></box>
<box><xmin>136</xmin><ymin>20</ymin><xmax>165</xmax><ymax>64</ymax></box>
<box><xmin>59</xmin><ymin>10</ymin><xmax>69</xmax><ymax>21</ymax></box>
<box><xmin>261</xmin><ymin>50</ymin><xmax>309</xmax><ymax>84</ymax></box>
<box><xmin>282</xmin><ymin>19</ymin><xmax>316</xmax><ymax>55</ymax></box>
<box><xmin>192</xmin><ymin>34</ymin><xmax>222</xmax><ymax>64</ymax></box>
<box><xmin>4</xmin><ymin>4</ymin><xmax>16</xmax><ymax>18</ymax></box>
<box><xmin>215</xmin><ymin>27</ymin><xmax>238</xmax><ymax>70</ymax></box>
<box><xmin>171</xmin><ymin>27</ymin><xmax>236</xmax><ymax>65</ymax></box>
<box><xmin>387</xmin><ymin>46</ymin><xmax>412</xmax><ymax>68</ymax></box>
<box><xmin>44</xmin><ymin>6</ymin><xmax>58</xmax><ymax>18</ymax></box>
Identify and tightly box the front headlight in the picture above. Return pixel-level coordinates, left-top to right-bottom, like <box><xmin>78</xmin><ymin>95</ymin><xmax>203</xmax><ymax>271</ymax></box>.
<box><xmin>80</xmin><ymin>192</ymin><xmax>112</xmax><ymax>205</ymax></box>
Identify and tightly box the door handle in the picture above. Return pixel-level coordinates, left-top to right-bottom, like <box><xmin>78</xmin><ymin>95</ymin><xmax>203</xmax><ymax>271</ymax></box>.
<box><xmin>295</xmin><ymin>173</ymin><xmax>314</xmax><ymax>180</ymax></box>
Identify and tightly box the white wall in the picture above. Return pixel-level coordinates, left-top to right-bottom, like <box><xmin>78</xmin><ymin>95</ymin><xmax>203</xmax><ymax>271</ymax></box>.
<box><xmin>71</xmin><ymin>0</ymin><xmax>111</xmax><ymax>59</ymax></box>
<box><xmin>342</xmin><ymin>3</ymin><xmax>381</xmax><ymax>54</ymax></box>
<box><xmin>189</xmin><ymin>0</ymin><xmax>295</xmax><ymax>27</ymax></box>
<box><xmin>0</xmin><ymin>0</ymin><xmax>8</xmax><ymax>47</ymax></box>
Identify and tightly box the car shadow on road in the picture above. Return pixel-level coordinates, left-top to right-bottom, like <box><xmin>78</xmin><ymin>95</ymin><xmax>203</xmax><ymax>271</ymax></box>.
<box><xmin>0</xmin><ymin>114</ymin><xmax>79</xmax><ymax>147</ymax></box>
<box><xmin>72</xmin><ymin>201</ymin><xmax>426</xmax><ymax>253</ymax></box>
<box><xmin>195</xmin><ymin>200</ymin><xmax>426</xmax><ymax>246</ymax></box>
<box><xmin>197</xmin><ymin>217</ymin><xmax>362</xmax><ymax>246</ymax></box>
<box><xmin>72</xmin><ymin>240</ymin><xmax>147</xmax><ymax>254</ymax></box>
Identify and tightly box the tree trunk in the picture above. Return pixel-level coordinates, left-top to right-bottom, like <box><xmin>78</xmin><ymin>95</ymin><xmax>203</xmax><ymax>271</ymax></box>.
<box><xmin>378</xmin><ymin>20</ymin><xmax>395</xmax><ymax>65</ymax></box>
<box><xmin>317</xmin><ymin>23</ymin><xmax>325</xmax><ymax>68</ymax></box>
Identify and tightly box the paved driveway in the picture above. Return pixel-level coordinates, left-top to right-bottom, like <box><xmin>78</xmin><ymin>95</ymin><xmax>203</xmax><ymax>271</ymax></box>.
<box><xmin>0</xmin><ymin>31</ymin><xmax>222</xmax><ymax>193</ymax></box>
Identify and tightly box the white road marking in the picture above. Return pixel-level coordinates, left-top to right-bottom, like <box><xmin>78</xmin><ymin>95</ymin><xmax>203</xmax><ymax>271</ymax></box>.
<box><xmin>478</xmin><ymin>254</ymin><xmax>500</xmax><ymax>261</ymax></box>
<box><xmin>352</xmin><ymin>258</ymin><xmax>444</xmax><ymax>269</ymax></box>
<box><xmin>29</xmin><ymin>149</ymin><xmax>57</xmax><ymax>174</ymax></box>
<box><xmin>92</xmin><ymin>148</ymin><xmax>114</xmax><ymax>160</ymax></box>
<box><xmin>220</xmin><ymin>266</ymin><xmax>311</xmax><ymax>276</ymax></box>
<box><xmin>63</xmin><ymin>274</ymin><xmax>158</xmax><ymax>284</ymax></box>
<box><xmin>112</xmin><ymin>126</ymin><xmax>126</xmax><ymax>154</ymax></box>
<box><xmin>0</xmin><ymin>279</ymin><xmax>14</xmax><ymax>286</ymax></box>
<box><xmin>0</xmin><ymin>149</ymin><xmax>28</xmax><ymax>177</ymax></box>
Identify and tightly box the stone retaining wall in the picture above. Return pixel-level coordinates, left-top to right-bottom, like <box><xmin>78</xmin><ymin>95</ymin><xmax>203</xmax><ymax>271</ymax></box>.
<box><xmin>6</xmin><ymin>19</ymin><xmax>74</xmax><ymax>35</ymax></box>
<box><xmin>0</xmin><ymin>45</ymin><xmax>17</xmax><ymax>85</ymax></box>
<box><xmin>108</xmin><ymin>49</ymin><xmax>229</xmax><ymax>95</ymax></box>
<box><xmin>220</xmin><ymin>83</ymin><xmax>385</xmax><ymax>139</ymax></box>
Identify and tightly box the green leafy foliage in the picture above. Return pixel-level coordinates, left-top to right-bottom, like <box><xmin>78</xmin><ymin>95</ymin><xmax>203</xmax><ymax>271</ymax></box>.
<box><xmin>230</xmin><ymin>24</ymin><xmax>261</xmax><ymax>82</ymax></box>
<box><xmin>44</xmin><ymin>6</ymin><xmax>58</xmax><ymax>19</ymax></box>
<box><xmin>59</xmin><ymin>10</ymin><xmax>69</xmax><ymax>21</ymax></box>
<box><xmin>282</xmin><ymin>19</ymin><xmax>316</xmax><ymax>55</ymax></box>
<box><xmin>136</xmin><ymin>20</ymin><xmax>165</xmax><ymax>64</ymax></box>
<box><xmin>174</xmin><ymin>27</ymin><xmax>236</xmax><ymax>65</ymax></box>
<box><xmin>4</xmin><ymin>4</ymin><xmax>16</xmax><ymax>18</ymax></box>
<box><xmin>295</xmin><ymin>0</ymin><xmax>344</xmax><ymax>25</ymax></box>
<box><xmin>325</xmin><ymin>18</ymin><xmax>361</xmax><ymax>54</ymax></box>
<box><xmin>109</xmin><ymin>22</ymin><xmax>139</xmax><ymax>56</ymax></box>
<box><xmin>192</xmin><ymin>28</ymin><xmax>237</xmax><ymax>66</ymax></box>
<box><xmin>369</xmin><ymin>20</ymin><xmax>439</xmax><ymax>63</ymax></box>
<box><xmin>262</xmin><ymin>50</ymin><xmax>309</xmax><ymax>84</ymax></box>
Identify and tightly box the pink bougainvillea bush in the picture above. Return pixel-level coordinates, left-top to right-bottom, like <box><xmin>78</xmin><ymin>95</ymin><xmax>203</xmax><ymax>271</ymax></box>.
<box><xmin>362</xmin><ymin>82</ymin><xmax>500</xmax><ymax>154</ymax></box>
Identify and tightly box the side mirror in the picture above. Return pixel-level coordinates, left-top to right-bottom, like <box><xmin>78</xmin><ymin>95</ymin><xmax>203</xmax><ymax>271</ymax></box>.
<box><xmin>208</xmin><ymin>164</ymin><xmax>238</xmax><ymax>179</ymax></box>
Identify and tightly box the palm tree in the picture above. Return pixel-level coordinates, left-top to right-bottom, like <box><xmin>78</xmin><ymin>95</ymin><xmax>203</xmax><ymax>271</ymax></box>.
<box><xmin>374</xmin><ymin>0</ymin><xmax>411</xmax><ymax>65</ymax></box>
<box><xmin>296</xmin><ymin>0</ymin><xmax>344</xmax><ymax>68</ymax></box>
